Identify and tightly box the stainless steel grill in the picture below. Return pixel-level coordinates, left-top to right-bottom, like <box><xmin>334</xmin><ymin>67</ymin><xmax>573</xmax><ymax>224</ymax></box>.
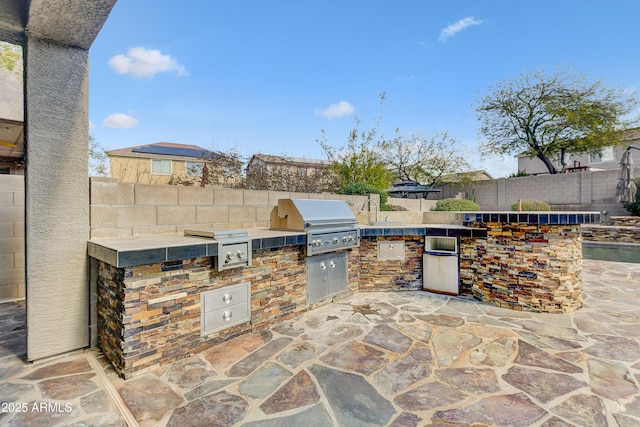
<box><xmin>270</xmin><ymin>198</ymin><xmax>360</xmax><ymax>256</ymax></box>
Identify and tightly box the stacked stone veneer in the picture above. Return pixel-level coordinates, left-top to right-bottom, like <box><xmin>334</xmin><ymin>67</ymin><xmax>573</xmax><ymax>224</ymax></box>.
<box><xmin>581</xmin><ymin>225</ymin><xmax>640</xmax><ymax>243</ymax></box>
<box><xmin>98</xmin><ymin>245</ymin><xmax>359</xmax><ymax>378</ymax></box>
<box><xmin>581</xmin><ymin>216</ymin><xmax>640</xmax><ymax>244</ymax></box>
<box><xmin>460</xmin><ymin>222</ymin><xmax>582</xmax><ymax>313</ymax></box>
<box><xmin>359</xmin><ymin>236</ymin><xmax>424</xmax><ymax>291</ymax></box>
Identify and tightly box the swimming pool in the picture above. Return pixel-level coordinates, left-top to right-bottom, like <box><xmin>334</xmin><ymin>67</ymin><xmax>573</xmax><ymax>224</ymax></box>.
<box><xmin>582</xmin><ymin>242</ymin><xmax>640</xmax><ymax>264</ymax></box>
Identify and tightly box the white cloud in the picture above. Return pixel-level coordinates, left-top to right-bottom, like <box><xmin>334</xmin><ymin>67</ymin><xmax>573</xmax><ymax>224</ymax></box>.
<box><xmin>315</xmin><ymin>101</ymin><xmax>355</xmax><ymax>119</ymax></box>
<box><xmin>108</xmin><ymin>47</ymin><xmax>188</xmax><ymax>78</ymax></box>
<box><xmin>439</xmin><ymin>17</ymin><xmax>484</xmax><ymax>42</ymax></box>
<box><xmin>102</xmin><ymin>113</ymin><xmax>139</xmax><ymax>128</ymax></box>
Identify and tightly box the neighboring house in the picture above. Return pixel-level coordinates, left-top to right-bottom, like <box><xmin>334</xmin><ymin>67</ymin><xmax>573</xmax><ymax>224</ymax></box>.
<box><xmin>245</xmin><ymin>154</ymin><xmax>333</xmax><ymax>192</ymax></box>
<box><xmin>108</xmin><ymin>142</ymin><xmax>242</xmax><ymax>186</ymax></box>
<box><xmin>517</xmin><ymin>127</ymin><xmax>640</xmax><ymax>175</ymax></box>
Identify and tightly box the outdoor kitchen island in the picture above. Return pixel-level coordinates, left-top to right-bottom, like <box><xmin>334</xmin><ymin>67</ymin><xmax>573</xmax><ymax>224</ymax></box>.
<box><xmin>89</xmin><ymin>211</ymin><xmax>599</xmax><ymax>378</ymax></box>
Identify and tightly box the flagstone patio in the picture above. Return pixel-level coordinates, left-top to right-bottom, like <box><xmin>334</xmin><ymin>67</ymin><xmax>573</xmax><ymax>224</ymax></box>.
<box><xmin>1</xmin><ymin>259</ymin><xmax>639</xmax><ymax>426</ymax></box>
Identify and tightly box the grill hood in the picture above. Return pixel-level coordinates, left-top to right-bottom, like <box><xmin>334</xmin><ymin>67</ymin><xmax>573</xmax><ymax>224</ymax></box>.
<box><xmin>270</xmin><ymin>198</ymin><xmax>356</xmax><ymax>231</ymax></box>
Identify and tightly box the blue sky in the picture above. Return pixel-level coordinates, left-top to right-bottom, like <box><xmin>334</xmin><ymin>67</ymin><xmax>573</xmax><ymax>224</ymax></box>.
<box><xmin>88</xmin><ymin>1</ymin><xmax>640</xmax><ymax>178</ymax></box>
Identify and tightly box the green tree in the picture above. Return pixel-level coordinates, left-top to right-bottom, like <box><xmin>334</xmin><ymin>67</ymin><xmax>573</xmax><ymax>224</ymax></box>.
<box><xmin>476</xmin><ymin>69</ymin><xmax>638</xmax><ymax>174</ymax></box>
<box><xmin>0</xmin><ymin>41</ymin><xmax>22</xmax><ymax>78</ymax></box>
<box><xmin>318</xmin><ymin>93</ymin><xmax>393</xmax><ymax>193</ymax></box>
<box><xmin>89</xmin><ymin>135</ymin><xmax>109</xmax><ymax>177</ymax></box>
<box><xmin>379</xmin><ymin>131</ymin><xmax>470</xmax><ymax>186</ymax></box>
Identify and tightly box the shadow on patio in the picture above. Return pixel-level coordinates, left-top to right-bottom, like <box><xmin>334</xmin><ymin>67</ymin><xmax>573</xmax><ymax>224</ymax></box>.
<box><xmin>1</xmin><ymin>259</ymin><xmax>640</xmax><ymax>426</ymax></box>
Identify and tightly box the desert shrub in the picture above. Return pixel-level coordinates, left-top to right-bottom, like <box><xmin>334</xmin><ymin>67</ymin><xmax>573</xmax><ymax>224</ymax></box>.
<box><xmin>434</xmin><ymin>198</ymin><xmax>480</xmax><ymax>211</ymax></box>
<box><xmin>623</xmin><ymin>178</ymin><xmax>640</xmax><ymax>216</ymax></box>
<box><xmin>510</xmin><ymin>200</ymin><xmax>551</xmax><ymax>211</ymax></box>
<box><xmin>386</xmin><ymin>204</ymin><xmax>408</xmax><ymax>211</ymax></box>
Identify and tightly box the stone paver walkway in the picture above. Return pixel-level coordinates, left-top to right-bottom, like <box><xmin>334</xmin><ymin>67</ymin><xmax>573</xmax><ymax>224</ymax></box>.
<box><xmin>1</xmin><ymin>259</ymin><xmax>639</xmax><ymax>426</ymax></box>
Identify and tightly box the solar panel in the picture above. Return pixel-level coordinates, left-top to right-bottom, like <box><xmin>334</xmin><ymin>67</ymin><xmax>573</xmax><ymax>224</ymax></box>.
<box><xmin>132</xmin><ymin>145</ymin><xmax>217</xmax><ymax>158</ymax></box>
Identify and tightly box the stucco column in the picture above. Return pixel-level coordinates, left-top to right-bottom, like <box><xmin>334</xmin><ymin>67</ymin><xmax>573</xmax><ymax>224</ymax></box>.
<box><xmin>24</xmin><ymin>38</ymin><xmax>90</xmax><ymax>360</ymax></box>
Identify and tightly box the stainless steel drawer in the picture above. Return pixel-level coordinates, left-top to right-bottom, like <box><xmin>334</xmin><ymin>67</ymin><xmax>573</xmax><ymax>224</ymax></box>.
<box><xmin>201</xmin><ymin>282</ymin><xmax>250</xmax><ymax>336</ymax></box>
<box><xmin>202</xmin><ymin>303</ymin><xmax>250</xmax><ymax>335</ymax></box>
<box><xmin>203</xmin><ymin>283</ymin><xmax>249</xmax><ymax>309</ymax></box>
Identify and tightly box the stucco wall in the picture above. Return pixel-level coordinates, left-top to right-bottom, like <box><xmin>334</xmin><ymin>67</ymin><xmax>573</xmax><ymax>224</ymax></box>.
<box><xmin>25</xmin><ymin>39</ymin><xmax>91</xmax><ymax>360</ymax></box>
<box><xmin>0</xmin><ymin>174</ymin><xmax>24</xmax><ymax>301</ymax></box>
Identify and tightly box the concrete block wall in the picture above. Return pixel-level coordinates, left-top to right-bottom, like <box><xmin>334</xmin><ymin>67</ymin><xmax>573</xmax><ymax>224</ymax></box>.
<box><xmin>89</xmin><ymin>178</ymin><xmax>376</xmax><ymax>238</ymax></box>
<box><xmin>0</xmin><ymin>175</ymin><xmax>24</xmax><ymax>301</ymax></box>
<box><xmin>441</xmin><ymin>167</ymin><xmax>639</xmax><ymax>216</ymax></box>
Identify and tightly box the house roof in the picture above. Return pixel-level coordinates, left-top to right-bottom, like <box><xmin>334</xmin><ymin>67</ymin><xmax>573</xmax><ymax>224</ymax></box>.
<box><xmin>248</xmin><ymin>154</ymin><xmax>329</xmax><ymax>168</ymax></box>
<box><xmin>108</xmin><ymin>142</ymin><xmax>234</xmax><ymax>162</ymax></box>
<box><xmin>621</xmin><ymin>126</ymin><xmax>640</xmax><ymax>142</ymax></box>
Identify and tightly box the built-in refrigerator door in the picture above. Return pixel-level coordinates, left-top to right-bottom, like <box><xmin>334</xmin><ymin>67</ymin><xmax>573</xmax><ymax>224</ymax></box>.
<box><xmin>423</xmin><ymin>252</ymin><xmax>459</xmax><ymax>295</ymax></box>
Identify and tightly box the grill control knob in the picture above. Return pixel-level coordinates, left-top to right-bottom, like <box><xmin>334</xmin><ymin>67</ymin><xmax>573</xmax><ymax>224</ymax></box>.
<box><xmin>226</xmin><ymin>252</ymin><xmax>234</xmax><ymax>261</ymax></box>
<box><xmin>342</xmin><ymin>235</ymin><xmax>348</xmax><ymax>242</ymax></box>
<box><xmin>237</xmin><ymin>250</ymin><xmax>245</xmax><ymax>259</ymax></box>
<box><xmin>333</xmin><ymin>237</ymin><xmax>339</xmax><ymax>244</ymax></box>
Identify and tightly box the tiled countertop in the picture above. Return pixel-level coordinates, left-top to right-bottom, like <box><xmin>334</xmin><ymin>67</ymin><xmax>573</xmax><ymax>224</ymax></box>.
<box><xmin>88</xmin><ymin>225</ymin><xmax>479</xmax><ymax>268</ymax></box>
<box><xmin>88</xmin><ymin>213</ymin><xmax>600</xmax><ymax>268</ymax></box>
<box><xmin>459</xmin><ymin>211</ymin><xmax>601</xmax><ymax>225</ymax></box>
<box><xmin>88</xmin><ymin>229</ymin><xmax>306</xmax><ymax>268</ymax></box>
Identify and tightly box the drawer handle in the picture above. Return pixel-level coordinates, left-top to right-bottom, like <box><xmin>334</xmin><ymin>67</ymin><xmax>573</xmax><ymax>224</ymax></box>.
<box><xmin>330</xmin><ymin>260</ymin><xmax>335</xmax><ymax>268</ymax></box>
<box><xmin>222</xmin><ymin>293</ymin><xmax>232</xmax><ymax>304</ymax></box>
<box><xmin>320</xmin><ymin>261</ymin><xmax>326</xmax><ymax>270</ymax></box>
<box><xmin>222</xmin><ymin>310</ymin><xmax>232</xmax><ymax>322</ymax></box>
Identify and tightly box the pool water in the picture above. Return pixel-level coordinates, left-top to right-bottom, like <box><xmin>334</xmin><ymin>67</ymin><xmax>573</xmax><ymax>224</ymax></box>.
<box><xmin>583</xmin><ymin>243</ymin><xmax>640</xmax><ymax>264</ymax></box>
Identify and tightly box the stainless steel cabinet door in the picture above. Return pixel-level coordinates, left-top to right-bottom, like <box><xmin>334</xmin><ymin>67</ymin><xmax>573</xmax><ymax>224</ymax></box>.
<box><xmin>423</xmin><ymin>253</ymin><xmax>459</xmax><ymax>295</ymax></box>
<box><xmin>307</xmin><ymin>252</ymin><xmax>348</xmax><ymax>304</ymax></box>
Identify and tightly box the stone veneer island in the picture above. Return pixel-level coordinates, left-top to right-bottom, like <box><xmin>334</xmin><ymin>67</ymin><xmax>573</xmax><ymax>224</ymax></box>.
<box><xmin>458</xmin><ymin>212</ymin><xmax>598</xmax><ymax>314</ymax></box>
<box><xmin>88</xmin><ymin>211</ymin><xmax>598</xmax><ymax>378</ymax></box>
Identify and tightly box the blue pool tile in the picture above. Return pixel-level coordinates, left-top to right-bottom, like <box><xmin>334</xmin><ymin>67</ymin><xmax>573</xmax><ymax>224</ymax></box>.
<box><xmin>518</xmin><ymin>214</ymin><xmax>528</xmax><ymax>223</ymax></box>
<box><xmin>482</xmin><ymin>214</ymin><xmax>490</xmax><ymax>223</ymax></box>
<box><xmin>426</xmin><ymin>228</ymin><xmax>447</xmax><ymax>236</ymax></box>
<box><xmin>577</xmin><ymin>214</ymin><xmax>584</xmax><ymax>223</ymax></box>
<box><xmin>539</xmin><ymin>214</ymin><xmax>548</xmax><ymax>224</ymax></box>
<box><xmin>464</xmin><ymin>214</ymin><xmax>471</xmax><ymax>222</ymax></box>
<box><xmin>499</xmin><ymin>214</ymin><xmax>508</xmax><ymax>222</ymax></box>
<box><xmin>285</xmin><ymin>234</ymin><xmax>305</xmax><ymax>245</ymax></box>
<box><xmin>263</xmin><ymin>236</ymin><xmax>286</xmax><ymax>249</ymax></box>
<box><xmin>167</xmin><ymin>245</ymin><xmax>207</xmax><ymax>261</ymax></box>
<box><xmin>509</xmin><ymin>214</ymin><xmax>518</xmax><ymax>223</ymax></box>
<box><xmin>560</xmin><ymin>214</ymin><xmax>568</xmax><ymax>224</ymax></box>
<box><xmin>118</xmin><ymin>248</ymin><xmax>167</xmax><ymax>267</ymax></box>
<box><xmin>475</xmin><ymin>213</ymin><xmax>483</xmax><ymax>222</ymax></box>
<box><xmin>490</xmin><ymin>213</ymin><xmax>498</xmax><ymax>222</ymax></box>
<box><xmin>360</xmin><ymin>228</ymin><xmax>376</xmax><ymax>237</ymax></box>
<box><xmin>404</xmin><ymin>227</ymin><xmax>424</xmax><ymax>236</ymax></box>
<box><xmin>550</xmin><ymin>214</ymin><xmax>558</xmax><ymax>224</ymax></box>
<box><xmin>529</xmin><ymin>214</ymin><xmax>539</xmax><ymax>224</ymax></box>
<box><xmin>569</xmin><ymin>214</ymin><xmax>577</xmax><ymax>224</ymax></box>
